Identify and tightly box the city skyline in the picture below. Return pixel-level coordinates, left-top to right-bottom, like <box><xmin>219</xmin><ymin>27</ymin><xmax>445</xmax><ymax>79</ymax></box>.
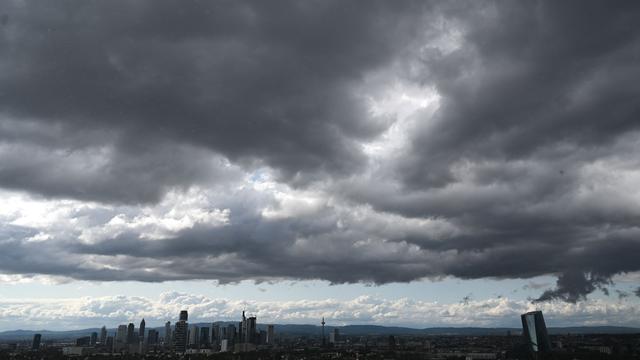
<box><xmin>1</xmin><ymin>0</ymin><xmax>640</xmax><ymax>335</ymax></box>
<box><xmin>5</xmin><ymin>307</ymin><xmax>635</xmax><ymax>358</ymax></box>
<box><xmin>1</xmin><ymin>287</ymin><xmax>640</xmax><ymax>332</ymax></box>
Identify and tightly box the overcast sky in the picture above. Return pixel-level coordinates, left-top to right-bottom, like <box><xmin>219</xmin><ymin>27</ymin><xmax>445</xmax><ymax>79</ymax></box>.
<box><xmin>1</xmin><ymin>0</ymin><xmax>640</xmax><ymax>330</ymax></box>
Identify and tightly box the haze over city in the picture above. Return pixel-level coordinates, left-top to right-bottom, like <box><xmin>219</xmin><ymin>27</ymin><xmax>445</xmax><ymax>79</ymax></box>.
<box><xmin>1</xmin><ymin>0</ymin><xmax>640</xmax><ymax>335</ymax></box>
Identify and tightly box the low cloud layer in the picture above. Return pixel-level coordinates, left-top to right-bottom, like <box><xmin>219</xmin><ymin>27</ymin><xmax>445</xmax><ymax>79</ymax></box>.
<box><xmin>1</xmin><ymin>1</ymin><xmax>640</xmax><ymax>304</ymax></box>
<box><xmin>2</xmin><ymin>292</ymin><xmax>640</xmax><ymax>331</ymax></box>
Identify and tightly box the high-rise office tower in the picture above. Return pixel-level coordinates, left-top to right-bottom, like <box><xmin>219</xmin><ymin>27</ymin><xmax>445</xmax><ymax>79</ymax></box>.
<box><xmin>100</xmin><ymin>326</ymin><xmax>107</xmax><ymax>344</ymax></box>
<box><xmin>188</xmin><ymin>324</ymin><xmax>200</xmax><ymax>348</ymax></box>
<box><xmin>164</xmin><ymin>321</ymin><xmax>171</xmax><ymax>346</ymax></box>
<box><xmin>106</xmin><ymin>336</ymin><xmax>114</xmax><ymax>351</ymax></box>
<box><xmin>31</xmin><ymin>334</ymin><xmax>41</xmax><ymax>350</ymax></box>
<box><xmin>127</xmin><ymin>323</ymin><xmax>135</xmax><ymax>344</ymax></box>
<box><xmin>267</xmin><ymin>324</ymin><xmax>275</xmax><ymax>345</ymax></box>
<box><xmin>147</xmin><ymin>329</ymin><xmax>158</xmax><ymax>345</ymax></box>
<box><xmin>139</xmin><ymin>319</ymin><xmax>146</xmax><ymax>342</ymax></box>
<box><xmin>212</xmin><ymin>324</ymin><xmax>220</xmax><ymax>345</ymax></box>
<box><xmin>116</xmin><ymin>325</ymin><xmax>128</xmax><ymax>350</ymax></box>
<box><xmin>240</xmin><ymin>311</ymin><xmax>246</xmax><ymax>343</ymax></box>
<box><xmin>199</xmin><ymin>326</ymin><xmax>210</xmax><ymax>347</ymax></box>
<box><xmin>90</xmin><ymin>332</ymin><xmax>98</xmax><ymax>345</ymax></box>
<box><xmin>227</xmin><ymin>324</ymin><xmax>236</xmax><ymax>345</ymax></box>
<box><xmin>521</xmin><ymin>310</ymin><xmax>552</xmax><ymax>354</ymax></box>
<box><xmin>246</xmin><ymin>316</ymin><xmax>257</xmax><ymax>344</ymax></box>
<box><xmin>329</xmin><ymin>328</ymin><xmax>339</xmax><ymax>344</ymax></box>
<box><xmin>174</xmin><ymin>311</ymin><xmax>188</xmax><ymax>353</ymax></box>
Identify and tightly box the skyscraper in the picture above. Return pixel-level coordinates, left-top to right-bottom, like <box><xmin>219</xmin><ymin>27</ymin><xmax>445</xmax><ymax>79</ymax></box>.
<box><xmin>267</xmin><ymin>324</ymin><xmax>275</xmax><ymax>345</ymax></box>
<box><xmin>127</xmin><ymin>323</ymin><xmax>135</xmax><ymax>344</ymax></box>
<box><xmin>246</xmin><ymin>316</ymin><xmax>257</xmax><ymax>344</ymax></box>
<box><xmin>139</xmin><ymin>318</ymin><xmax>146</xmax><ymax>342</ymax></box>
<box><xmin>227</xmin><ymin>324</ymin><xmax>236</xmax><ymax>345</ymax></box>
<box><xmin>329</xmin><ymin>328</ymin><xmax>339</xmax><ymax>344</ymax></box>
<box><xmin>521</xmin><ymin>310</ymin><xmax>552</xmax><ymax>355</ymax></box>
<box><xmin>240</xmin><ymin>310</ymin><xmax>246</xmax><ymax>343</ymax></box>
<box><xmin>188</xmin><ymin>324</ymin><xmax>200</xmax><ymax>348</ymax></box>
<box><xmin>100</xmin><ymin>326</ymin><xmax>107</xmax><ymax>344</ymax></box>
<box><xmin>199</xmin><ymin>326</ymin><xmax>210</xmax><ymax>348</ymax></box>
<box><xmin>106</xmin><ymin>336</ymin><xmax>114</xmax><ymax>351</ymax></box>
<box><xmin>212</xmin><ymin>323</ymin><xmax>220</xmax><ymax>347</ymax></box>
<box><xmin>31</xmin><ymin>334</ymin><xmax>41</xmax><ymax>350</ymax></box>
<box><xmin>321</xmin><ymin>317</ymin><xmax>325</xmax><ymax>347</ymax></box>
<box><xmin>164</xmin><ymin>321</ymin><xmax>171</xmax><ymax>346</ymax></box>
<box><xmin>116</xmin><ymin>325</ymin><xmax>128</xmax><ymax>351</ymax></box>
<box><xmin>90</xmin><ymin>332</ymin><xmax>98</xmax><ymax>345</ymax></box>
<box><xmin>147</xmin><ymin>329</ymin><xmax>159</xmax><ymax>345</ymax></box>
<box><xmin>174</xmin><ymin>310</ymin><xmax>188</xmax><ymax>353</ymax></box>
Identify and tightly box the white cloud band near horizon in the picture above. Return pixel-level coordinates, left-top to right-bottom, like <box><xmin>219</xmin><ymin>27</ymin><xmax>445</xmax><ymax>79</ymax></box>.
<box><xmin>1</xmin><ymin>291</ymin><xmax>639</xmax><ymax>331</ymax></box>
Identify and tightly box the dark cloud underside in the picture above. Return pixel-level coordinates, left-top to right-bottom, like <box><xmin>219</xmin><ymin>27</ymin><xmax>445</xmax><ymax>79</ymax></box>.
<box><xmin>1</xmin><ymin>0</ymin><xmax>640</xmax><ymax>302</ymax></box>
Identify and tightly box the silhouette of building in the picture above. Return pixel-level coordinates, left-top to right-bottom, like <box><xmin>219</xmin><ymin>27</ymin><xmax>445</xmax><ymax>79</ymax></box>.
<box><xmin>139</xmin><ymin>319</ymin><xmax>145</xmax><ymax>342</ymax></box>
<box><xmin>105</xmin><ymin>336</ymin><xmax>114</xmax><ymax>350</ymax></box>
<box><xmin>521</xmin><ymin>310</ymin><xmax>551</xmax><ymax>355</ymax></box>
<box><xmin>164</xmin><ymin>321</ymin><xmax>171</xmax><ymax>346</ymax></box>
<box><xmin>127</xmin><ymin>323</ymin><xmax>135</xmax><ymax>344</ymax></box>
<box><xmin>330</xmin><ymin>328</ymin><xmax>340</xmax><ymax>344</ymax></box>
<box><xmin>226</xmin><ymin>324</ymin><xmax>236</xmax><ymax>345</ymax></box>
<box><xmin>174</xmin><ymin>310</ymin><xmax>188</xmax><ymax>353</ymax></box>
<box><xmin>246</xmin><ymin>316</ymin><xmax>257</xmax><ymax>344</ymax></box>
<box><xmin>188</xmin><ymin>324</ymin><xmax>199</xmax><ymax>348</ymax></box>
<box><xmin>147</xmin><ymin>329</ymin><xmax>159</xmax><ymax>345</ymax></box>
<box><xmin>267</xmin><ymin>324</ymin><xmax>275</xmax><ymax>345</ymax></box>
<box><xmin>212</xmin><ymin>323</ymin><xmax>220</xmax><ymax>347</ymax></box>
<box><xmin>199</xmin><ymin>326</ymin><xmax>210</xmax><ymax>347</ymax></box>
<box><xmin>321</xmin><ymin>318</ymin><xmax>326</xmax><ymax>346</ymax></box>
<box><xmin>100</xmin><ymin>326</ymin><xmax>107</xmax><ymax>344</ymax></box>
<box><xmin>388</xmin><ymin>335</ymin><xmax>396</xmax><ymax>350</ymax></box>
<box><xmin>31</xmin><ymin>334</ymin><xmax>41</xmax><ymax>350</ymax></box>
<box><xmin>239</xmin><ymin>311</ymin><xmax>246</xmax><ymax>343</ymax></box>
<box><xmin>116</xmin><ymin>325</ymin><xmax>128</xmax><ymax>351</ymax></box>
<box><xmin>90</xmin><ymin>332</ymin><xmax>98</xmax><ymax>345</ymax></box>
<box><xmin>76</xmin><ymin>336</ymin><xmax>91</xmax><ymax>346</ymax></box>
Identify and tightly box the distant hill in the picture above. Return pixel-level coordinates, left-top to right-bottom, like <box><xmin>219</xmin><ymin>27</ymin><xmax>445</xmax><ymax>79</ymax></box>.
<box><xmin>1</xmin><ymin>324</ymin><xmax>638</xmax><ymax>342</ymax></box>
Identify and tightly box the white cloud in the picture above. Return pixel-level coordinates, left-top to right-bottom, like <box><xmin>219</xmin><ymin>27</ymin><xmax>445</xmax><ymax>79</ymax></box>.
<box><xmin>1</xmin><ymin>292</ymin><xmax>639</xmax><ymax>331</ymax></box>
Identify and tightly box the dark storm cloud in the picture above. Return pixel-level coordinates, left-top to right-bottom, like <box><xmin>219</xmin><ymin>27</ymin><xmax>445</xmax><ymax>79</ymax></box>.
<box><xmin>400</xmin><ymin>1</ymin><xmax>640</xmax><ymax>188</ymax></box>
<box><xmin>0</xmin><ymin>194</ymin><xmax>438</xmax><ymax>284</ymax></box>
<box><xmin>0</xmin><ymin>0</ymin><xmax>639</xmax><ymax>302</ymax></box>
<box><xmin>0</xmin><ymin>0</ymin><xmax>428</xmax><ymax>201</ymax></box>
<box><xmin>342</xmin><ymin>1</ymin><xmax>640</xmax><ymax>301</ymax></box>
<box><xmin>534</xmin><ymin>271</ymin><xmax>612</xmax><ymax>303</ymax></box>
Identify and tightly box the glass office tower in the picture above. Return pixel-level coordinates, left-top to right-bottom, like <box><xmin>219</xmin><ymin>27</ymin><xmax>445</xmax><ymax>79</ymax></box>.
<box><xmin>521</xmin><ymin>310</ymin><xmax>551</xmax><ymax>355</ymax></box>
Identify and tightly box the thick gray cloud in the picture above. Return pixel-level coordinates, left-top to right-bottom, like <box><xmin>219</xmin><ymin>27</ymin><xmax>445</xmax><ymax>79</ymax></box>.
<box><xmin>342</xmin><ymin>1</ymin><xmax>640</xmax><ymax>301</ymax></box>
<box><xmin>0</xmin><ymin>0</ymin><xmax>429</xmax><ymax>201</ymax></box>
<box><xmin>1</xmin><ymin>1</ymin><xmax>639</xmax><ymax>303</ymax></box>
